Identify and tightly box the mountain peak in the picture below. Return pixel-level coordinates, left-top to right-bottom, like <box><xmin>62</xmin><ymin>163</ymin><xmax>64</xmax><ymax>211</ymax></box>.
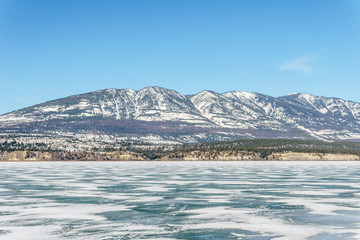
<box><xmin>141</xmin><ymin>86</ymin><xmax>162</xmax><ymax>91</ymax></box>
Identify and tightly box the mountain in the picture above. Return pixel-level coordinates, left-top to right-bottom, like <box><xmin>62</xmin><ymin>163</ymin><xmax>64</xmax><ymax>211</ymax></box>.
<box><xmin>1</xmin><ymin>86</ymin><xmax>360</xmax><ymax>150</ymax></box>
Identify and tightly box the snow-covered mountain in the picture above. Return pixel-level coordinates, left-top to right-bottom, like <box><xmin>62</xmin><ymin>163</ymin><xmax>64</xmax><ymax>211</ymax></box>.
<box><xmin>1</xmin><ymin>86</ymin><xmax>360</xmax><ymax>145</ymax></box>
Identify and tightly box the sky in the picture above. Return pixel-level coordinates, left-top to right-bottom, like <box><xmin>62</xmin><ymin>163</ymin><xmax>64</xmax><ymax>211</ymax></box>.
<box><xmin>0</xmin><ymin>0</ymin><xmax>359</xmax><ymax>114</ymax></box>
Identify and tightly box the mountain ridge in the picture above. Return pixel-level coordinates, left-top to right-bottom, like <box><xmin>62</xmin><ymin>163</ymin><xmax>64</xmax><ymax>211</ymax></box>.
<box><xmin>3</xmin><ymin>86</ymin><xmax>359</xmax><ymax>116</ymax></box>
<box><xmin>1</xmin><ymin>86</ymin><xmax>360</xmax><ymax>150</ymax></box>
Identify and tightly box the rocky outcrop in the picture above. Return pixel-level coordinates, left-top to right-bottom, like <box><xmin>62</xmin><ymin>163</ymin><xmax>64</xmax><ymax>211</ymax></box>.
<box><xmin>0</xmin><ymin>151</ymin><xmax>146</xmax><ymax>161</ymax></box>
<box><xmin>267</xmin><ymin>152</ymin><xmax>360</xmax><ymax>161</ymax></box>
<box><xmin>160</xmin><ymin>150</ymin><xmax>262</xmax><ymax>161</ymax></box>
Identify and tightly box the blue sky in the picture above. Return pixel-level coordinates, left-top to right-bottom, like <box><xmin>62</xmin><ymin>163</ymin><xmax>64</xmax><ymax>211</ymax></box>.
<box><xmin>0</xmin><ymin>0</ymin><xmax>359</xmax><ymax>114</ymax></box>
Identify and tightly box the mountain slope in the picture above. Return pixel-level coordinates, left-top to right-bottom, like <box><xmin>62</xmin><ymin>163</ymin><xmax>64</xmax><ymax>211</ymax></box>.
<box><xmin>1</xmin><ymin>86</ymin><xmax>360</xmax><ymax>148</ymax></box>
<box><xmin>0</xmin><ymin>87</ymin><xmax>211</xmax><ymax>125</ymax></box>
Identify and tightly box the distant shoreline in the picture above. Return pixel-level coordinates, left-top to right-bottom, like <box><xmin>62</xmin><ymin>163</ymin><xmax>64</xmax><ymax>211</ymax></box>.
<box><xmin>1</xmin><ymin>160</ymin><xmax>358</xmax><ymax>162</ymax></box>
<box><xmin>1</xmin><ymin>150</ymin><xmax>359</xmax><ymax>162</ymax></box>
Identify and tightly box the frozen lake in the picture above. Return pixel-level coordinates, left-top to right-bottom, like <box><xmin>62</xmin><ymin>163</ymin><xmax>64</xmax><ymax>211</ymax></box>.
<box><xmin>0</xmin><ymin>161</ymin><xmax>359</xmax><ymax>239</ymax></box>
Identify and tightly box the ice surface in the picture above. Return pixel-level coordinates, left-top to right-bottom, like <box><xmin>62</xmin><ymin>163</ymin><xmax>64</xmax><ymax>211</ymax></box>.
<box><xmin>0</xmin><ymin>161</ymin><xmax>359</xmax><ymax>239</ymax></box>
